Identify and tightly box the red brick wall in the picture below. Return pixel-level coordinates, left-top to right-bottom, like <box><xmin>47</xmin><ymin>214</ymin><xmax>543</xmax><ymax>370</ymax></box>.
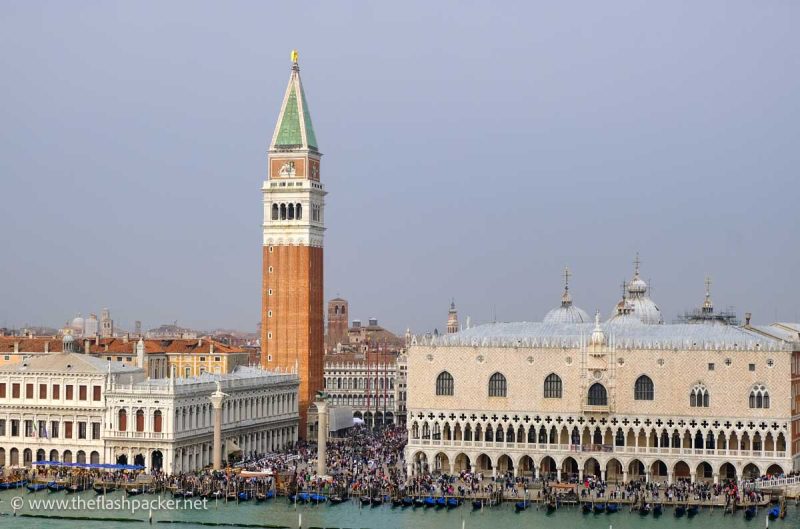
<box><xmin>261</xmin><ymin>244</ymin><xmax>324</xmax><ymax>437</ymax></box>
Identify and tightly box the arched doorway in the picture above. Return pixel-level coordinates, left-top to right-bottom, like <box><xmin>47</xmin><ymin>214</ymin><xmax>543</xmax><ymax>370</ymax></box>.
<box><xmin>696</xmin><ymin>461</ymin><xmax>713</xmax><ymax>481</ymax></box>
<box><xmin>10</xmin><ymin>447</ymin><xmax>19</xmax><ymax>466</ymax></box>
<box><xmin>0</xmin><ymin>448</ymin><xmax>5</xmax><ymax>466</ymax></box>
<box><xmin>584</xmin><ymin>457</ymin><xmax>600</xmax><ymax>479</ymax></box>
<box><xmin>628</xmin><ymin>459</ymin><xmax>645</xmax><ymax>480</ymax></box>
<box><xmin>134</xmin><ymin>454</ymin><xmax>145</xmax><ymax>468</ymax></box>
<box><xmin>674</xmin><ymin>461</ymin><xmax>690</xmax><ymax>479</ymax></box>
<box><xmin>766</xmin><ymin>464</ymin><xmax>784</xmax><ymax>477</ymax></box>
<box><xmin>90</xmin><ymin>451</ymin><xmax>100</xmax><ymax>465</ymax></box>
<box><xmin>117</xmin><ymin>454</ymin><xmax>128</xmax><ymax>465</ymax></box>
<box><xmin>152</xmin><ymin>450</ymin><xmax>163</xmax><ymax>471</ymax></box>
<box><xmin>606</xmin><ymin>458</ymin><xmax>623</xmax><ymax>482</ymax></box>
<box><xmin>540</xmin><ymin>456</ymin><xmax>556</xmax><ymax>479</ymax></box>
<box><xmin>434</xmin><ymin>452</ymin><xmax>450</xmax><ymax>474</ymax></box>
<box><xmin>36</xmin><ymin>449</ymin><xmax>46</xmax><ymax>463</ymax></box>
<box><xmin>49</xmin><ymin>449</ymin><xmax>59</xmax><ymax>462</ymax></box>
<box><xmin>62</xmin><ymin>450</ymin><xmax>72</xmax><ymax>463</ymax></box>
<box><xmin>497</xmin><ymin>454</ymin><xmax>514</xmax><ymax>475</ymax></box>
<box><xmin>651</xmin><ymin>460</ymin><xmax>668</xmax><ymax>481</ymax></box>
<box><xmin>561</xmin><ymin>456</ymin><xmax>578</xmax><ymax>481</ymax></box>
<box><xmin>76</xmin><ymin>450</ymin><xmax>86</xmax><ymax>464</ymax></box>
<box><xmin>742</xmin><ymin>463</ymin><xmax>760</xmax><ymax>479</ymax></box>
<box><xmin>454</xmin><ymin>453</ymin><xmax>471</xmax><ymax>473</ymax></box>
<box><xmin>519</xmin><ymin>455</ymin><xmax>535</xmax><ymax>477</ymax></box>
<box><xmin>720</xmin><ymin>462</ymin><xmax>737</xmax><ymax>481</ymax></box>
<box><xmin>476</xmin><ymin>453</ymin><xmax>493</xmax><ymax>473</ymax></box>
<box><xmin>413</xmin><ymin>451</ymin><xmax>429</xmax><ymax>474</ymax></box>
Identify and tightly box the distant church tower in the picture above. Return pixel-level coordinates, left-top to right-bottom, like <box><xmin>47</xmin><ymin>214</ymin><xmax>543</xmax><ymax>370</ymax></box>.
<box><xmin>261</xmin><ymin>51</ymin><xmax>326</xmax><ymax>436</ymax></box>
<box><xmin>447</xmin><ymin>300</ymin><xmax>459</xmax><ymax>334</ymax></box>
<box><xmin>326</xmin><ymin>298</ymin><xmax>349</xmax><ymax>351</ymax></box>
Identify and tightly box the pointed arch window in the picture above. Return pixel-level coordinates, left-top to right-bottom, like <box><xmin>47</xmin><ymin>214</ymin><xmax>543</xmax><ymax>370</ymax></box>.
<box><xmin>435</xmin><ymin>371</ymin><xmax>454</xmax><ymax>396</ymax></box>
<box><xmin>749</xmin><ymin>384</ymin><xmax>769</xmax><ymax>409</ymax></box>
<box><xmin>690</xmin><ymin>384</ymin><xmax>709</xmax><ymax>407</ymax></box>
<box><xmin>271</xmin><ymin>204</ymin><xmax>279</xmax><ymax>220</ymax></box>
<box><xmin>543</xmin><ymin>373</ymin><xmax>562</xmax><ymax>398</ymax></box>
<box><xmin>634</xmin><ymin>375</ymin><xmax>654</xmax><ymax>400</ymax></box>
<box><xmin>488</xmin><ymin>372</ymin><xmax>507</xmax><ymax>397</ymax></box>
<box><xmin>587</xmin><ymin>383</ymin><xmax>607</xmax><ymax>406</ymax></box>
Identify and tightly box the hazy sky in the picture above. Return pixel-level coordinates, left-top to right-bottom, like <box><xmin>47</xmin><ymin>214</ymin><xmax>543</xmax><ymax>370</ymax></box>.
<box><xmin>1</xmin><ymin>1</ymin><xmax>798</xmax><ymax>334</ymax></box>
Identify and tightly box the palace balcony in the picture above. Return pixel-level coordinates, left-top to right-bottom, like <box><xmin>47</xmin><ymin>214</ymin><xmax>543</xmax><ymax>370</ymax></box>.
<box><xmin>408</xmin><ymin>439</ymin><xmax>787</xmax><ymax>461</ymax></box>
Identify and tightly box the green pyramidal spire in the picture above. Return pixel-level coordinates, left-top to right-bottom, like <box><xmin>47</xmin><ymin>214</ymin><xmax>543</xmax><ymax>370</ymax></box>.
<box><xmin>271</xmin><ymin>53</ymin><xmax>318</xmax><ymax>152</ymax></box>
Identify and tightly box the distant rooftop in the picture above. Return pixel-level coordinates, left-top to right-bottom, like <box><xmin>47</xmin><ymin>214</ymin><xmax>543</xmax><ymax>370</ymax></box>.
<box><xmin>416</xmin><ymin>321</ymin><xmax>792</xmax><ymax>351</ymax></box>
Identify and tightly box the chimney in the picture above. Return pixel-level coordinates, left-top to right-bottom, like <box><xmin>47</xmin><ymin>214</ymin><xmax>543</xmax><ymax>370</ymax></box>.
<box><xmin>44</xmin><ymin>342</ymin><xmax>49</xmax><ymax>353</ymax></box>
<box><xmin>95</xmin><ymin>335</ymin><xmax>100</xmax><ymax>346</ymax></box>
<box><xmin>13</xmin><ymin>341</ymin><xmax>19</xmax><ymax>353</ymax></box>
<box><xmin>198</xmin><ymin>338</ymin><xmax>202</xmax><ymax>347</ymax></box>
<box><xmin>745</xmin><ymin>312</ymin><xmax>752</xmax><ymax>326</ymax></box>
<box><xmin>84</xmin><ymin>339</ymin><xmax>90</xmax><ymax>354</ymax></box>
<box><xmin>210</xmin><ymin>342</ymin><xmax>215</xmax><ymax>354</ymax></box>
<box><xmin>123</xmin><ymin>333</ymin><xmax>129</xmax><ymax>343</ymax></box>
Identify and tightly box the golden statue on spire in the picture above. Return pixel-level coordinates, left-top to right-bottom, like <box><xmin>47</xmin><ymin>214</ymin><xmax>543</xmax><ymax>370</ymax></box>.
<box><xmin>291</xmin><ymin>49</ymin><xmax>299</xmax><ymax>64</ymax></box>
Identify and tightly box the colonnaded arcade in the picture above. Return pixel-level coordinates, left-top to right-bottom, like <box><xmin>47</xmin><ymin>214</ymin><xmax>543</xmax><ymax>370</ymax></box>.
<box><xmin>405</xmin><ymin>266</ymin><xmax>800</xmax><ymax>484</ymax></box>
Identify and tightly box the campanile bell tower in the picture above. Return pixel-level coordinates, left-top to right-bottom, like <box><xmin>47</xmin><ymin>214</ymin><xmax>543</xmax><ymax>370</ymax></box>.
<box><xmin>261</xmin><ymin>51</ymin><xmax>325</xmax><ymax>436</ymax></box>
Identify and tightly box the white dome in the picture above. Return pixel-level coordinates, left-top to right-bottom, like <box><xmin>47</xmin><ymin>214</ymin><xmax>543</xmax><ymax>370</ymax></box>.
<box><xmin>543</xmin><ymin>305</ymin><xmax>590</xmax><ymax>324</ymax></box>
<box><xmin>62</xmin><ymin>334</ymin><xmax>75</xmax><ymax>343</ymax></box>
<box><xmin>70</xmin><ymin>315</ymin><xmax>85</xmax><ymax>332</ymax></box>
<box><xmin>628</xmin><ymin>296</ymin><xmax>664</xmax><ymax>325</ymax></box>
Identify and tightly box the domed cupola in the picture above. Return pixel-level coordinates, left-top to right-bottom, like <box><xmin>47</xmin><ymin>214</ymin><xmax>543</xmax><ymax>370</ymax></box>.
<box><xmin>543</xmin><ymin>267</ymin><xmax>590</xmax><ymax>324</ymax></box>
<box><xmin>621</xmin><ymin>254</ymin><xmax>663</xmax><ymax>325</ymax></box>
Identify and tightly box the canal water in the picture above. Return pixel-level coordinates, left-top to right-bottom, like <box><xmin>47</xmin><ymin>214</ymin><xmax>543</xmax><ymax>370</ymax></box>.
<box><xmin>0</xmin><ymin>489</ymin><xmax>796</xmax><ymax>529</ymax></box>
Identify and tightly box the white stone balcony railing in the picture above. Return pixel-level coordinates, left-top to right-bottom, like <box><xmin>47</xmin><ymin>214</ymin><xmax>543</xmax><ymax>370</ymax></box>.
<box><xmin>104</xmin><ymin>431</ymin><xmax>167</xmax><ymax>440</ymax></box>
<box><xmin>408</xmin><ymin>439</ymin><xmax>787</xmax><ymax>461</ymax></box>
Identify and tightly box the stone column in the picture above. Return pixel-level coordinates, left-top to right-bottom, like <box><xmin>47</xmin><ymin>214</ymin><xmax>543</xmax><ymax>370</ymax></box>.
<box><xmin>316</xmin><ymin>397</ymin><xmax>328</xmax><ymax>477</ymax></box>
<box><xmin>210</xmin><ymin>383</ymin><xmax>228</xmax><ymax>470</ymax></box>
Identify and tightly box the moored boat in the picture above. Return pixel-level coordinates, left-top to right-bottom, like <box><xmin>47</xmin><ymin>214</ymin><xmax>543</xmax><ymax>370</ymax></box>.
<box><xmin>687</xmin><ymin>505</ymin><xmax>699</xmax><ymax>516</ymax></box>
<box><xmin>237</xmin><ymin>491</ymin><xmax>252</xmax><ymax>502</ymax></box>
<box><xmin>582</xmin><ymin>503</ymin><xmax>591</xmax><ymax>514</ymax></box>
<box><xmin>594</xmin><ymin>503</ymin><xmax>606</xmax><ymax>514</ymax></box>
<box><xmin>310</xmin><ymin>493</ymin><xmax>326</xmax><ymax>504</ymax></box>
<box><xmin>436</xmin><ymin>497</ymin><xmax>446</xmax><ymax>508</ymax></box>
<box><xmin>423</xmin><ymin>496</ymin><xmax>436</xmax><ymax>508</ymax></box>
<box><xmin>447</xmin><ymin>498</ymin><xmax>459</xmax><ymax>509</ymax></box>
<box><xmin>472</xmin><ymin>500</ymin><xmax>483</xmax><ymax>510</ymax></box>
<box><xmin>329</xmin><ymin>494</ymin><xmax>346</xmax><ymax>504</ymax></box>
<box><xmin>26</xmin><ymin>482</ymin><xmax>48</xmax><ymax>492</ymax></box>
<box><xmin>47</xmin><ymin>481</ymin><xmax>66</xmax><ymax>492</ymax></box>
<box><xmin>0</xmin><ymin>479</ymin><xmax>28</xmax><ymax>489</ymax></box>
<box><xmin>640</xmin><ymin>504</ymin><xmax>651</xmax><ymax>515</ymax></box>
<box><xmin>127</xmin><ymin>488</ymin><xmax>144</xmax><ymax>496</ymax></box>
<box><xmin>768</xmin><ymin>506</ymin><xmax>780</xmax><ymax>520</ymax></box>
<box><xmin>401</xmin><ymin>496</ymin><xmax>413</xmax><ymax>507</ymax></box>
<box><xmin>675</xmin><ymin>505</ymin><xmax>686</xmax><ymax>517</ymax></box>
<box><xmin>653</xmin><ymin>504</ymin><xmax>663</xmax><ymax>516</ymax></box>
<box><xmin>606</xmin><ymin>503</ymin><xmax>619</xmax><ymax>513</ymax></box>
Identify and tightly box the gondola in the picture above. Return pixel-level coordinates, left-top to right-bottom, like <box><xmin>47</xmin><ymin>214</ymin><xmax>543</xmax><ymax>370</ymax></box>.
<box><xmin>329</xmin><ymin>495</ymin><xmax>346</xmax><ymax>504</ymax></box>
<box><xmin>674</xmin><ymin>505</ymin><xmax>686</xmax><ymax>517</ymax></box>
<box><xmin>687</xmin><ymin>505</ymin><xmax>699</xmax><ymax>517</ymax></box>
<box><xmin>401</xmin><ymin>496</ymin><xmax>414</xmax><ymax>507</ymax></box>
<box><xmin>582</xmin><ymin>503</ymin><xmax>592</xmax><ymax>514</ymax></box>
<box><xmin>207</xmin><ymin>490</ymin><xmax>223</xmax><ymax>500</ymax></box>
<box><xmin>238</xmin><ymin>491</ymin><xmax>252</xmax><ymax>502</ymax></box>
<box><xmin>296</xmin><ymin>492</ymin><xmax>310</xmax><ymax>503</ymax></box>
<box><xmin>423</xmin><ymin>496</ymin><xmax>436</xmax><ymax>508</ymax></box>
<box><xmin>744</xmin><ymin>506</ymin><xmax>757</xmax><ymax>519</ymax></box>
<box><xmin>360</xmin><ymin>495</ymin><xmax>372</xmax><ymax>506</ymax></box>
<box><xmin>47</xmin><ymin>481</ymin><xmax>66</xmax><ymax>492</ymax></box>
<box><xmin>391</xmin><ymin>498</ymin><xmax>403</xmax><ymax>508</ymax></box>
<box><xmin>653</xmin><ymin>504</ymin><xmax>663</xmax><ymax>516</ymax></box>
<box><xmin>447</xmin><ymin>498</ymin><xmax>460</xmax><ymax>509</ymax></box>
<box><xmin>370</xmin><ymin>495</ymin><xmax>384</xmax><ymax>507</ymax></box>
<box><xmin>472</xmin><ymin>500</ymin><xmax>483</xmax><ymax>510</ymax></box>
<box><xmin>127</xmin><ymin>488</ymin><xmax>145</xmax><ymax>496</ymax></box>
<box><xmin>546</xmin><ymin>501</ymin><xmax>556</xmax><ymax>513</ymax></box>
<box><xmin>436</xmin><ymin>497</ymin><xmax>447</xmax><ymax>508</ymax></box>
<box><xmin>310</xmin><ymin>493</ymin><xmax>326</xmax><ymax>504</ymax></box>
<box><xmin>413</xmin><ymin>497</ymin><xmax>425</xmax><ymax>508</ymax></box>
<box><xmin>515</xmin><ymin>501</ymin><xmax>528</xmax><ymax>512</ymax></box>
<box><xmin>172</xmin><ymin>488</ymin><xmax>185</xmax><ymax>498</ymax></box>
<box><xmin>768</xmin><ymin>506</ymin><xmax>780</xmax><ymax>520</ymax></box>
<box><xmin>93</xmin><ymin>484</ymin><xmax>117</xmax><ymax>495</ymax></box>
<box><xmin>182</xmin><ymin>490</ymin><xmax>196</xmax><ymax>499</ymax></box>
<box><xmin>594</xmin><ymin>503</ymin><xmax>606</xmax><ymax>514</ymax></box>
<box><xmin>606</xmin><ymin>503</ymin><xmax>619</xmax><ymax>513</ymax></box>
<box><xmin>65</xmin><ymin>483</ymin><xmax>86</xmax><ymax>493</ymax></box>
<box><xmin>0</xmin><ymin>479</ymin><xmax>28</xmax><ymax>489</ymax></box>
<box><xmin>640</xmin><ymin>504</ymin><xmax>651</xmax><ymax>515</ymax></box>
<box><xmin>26</xmin><ymin>482</ymin><xmax>48</xmax><ymax>492</ymax></box>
